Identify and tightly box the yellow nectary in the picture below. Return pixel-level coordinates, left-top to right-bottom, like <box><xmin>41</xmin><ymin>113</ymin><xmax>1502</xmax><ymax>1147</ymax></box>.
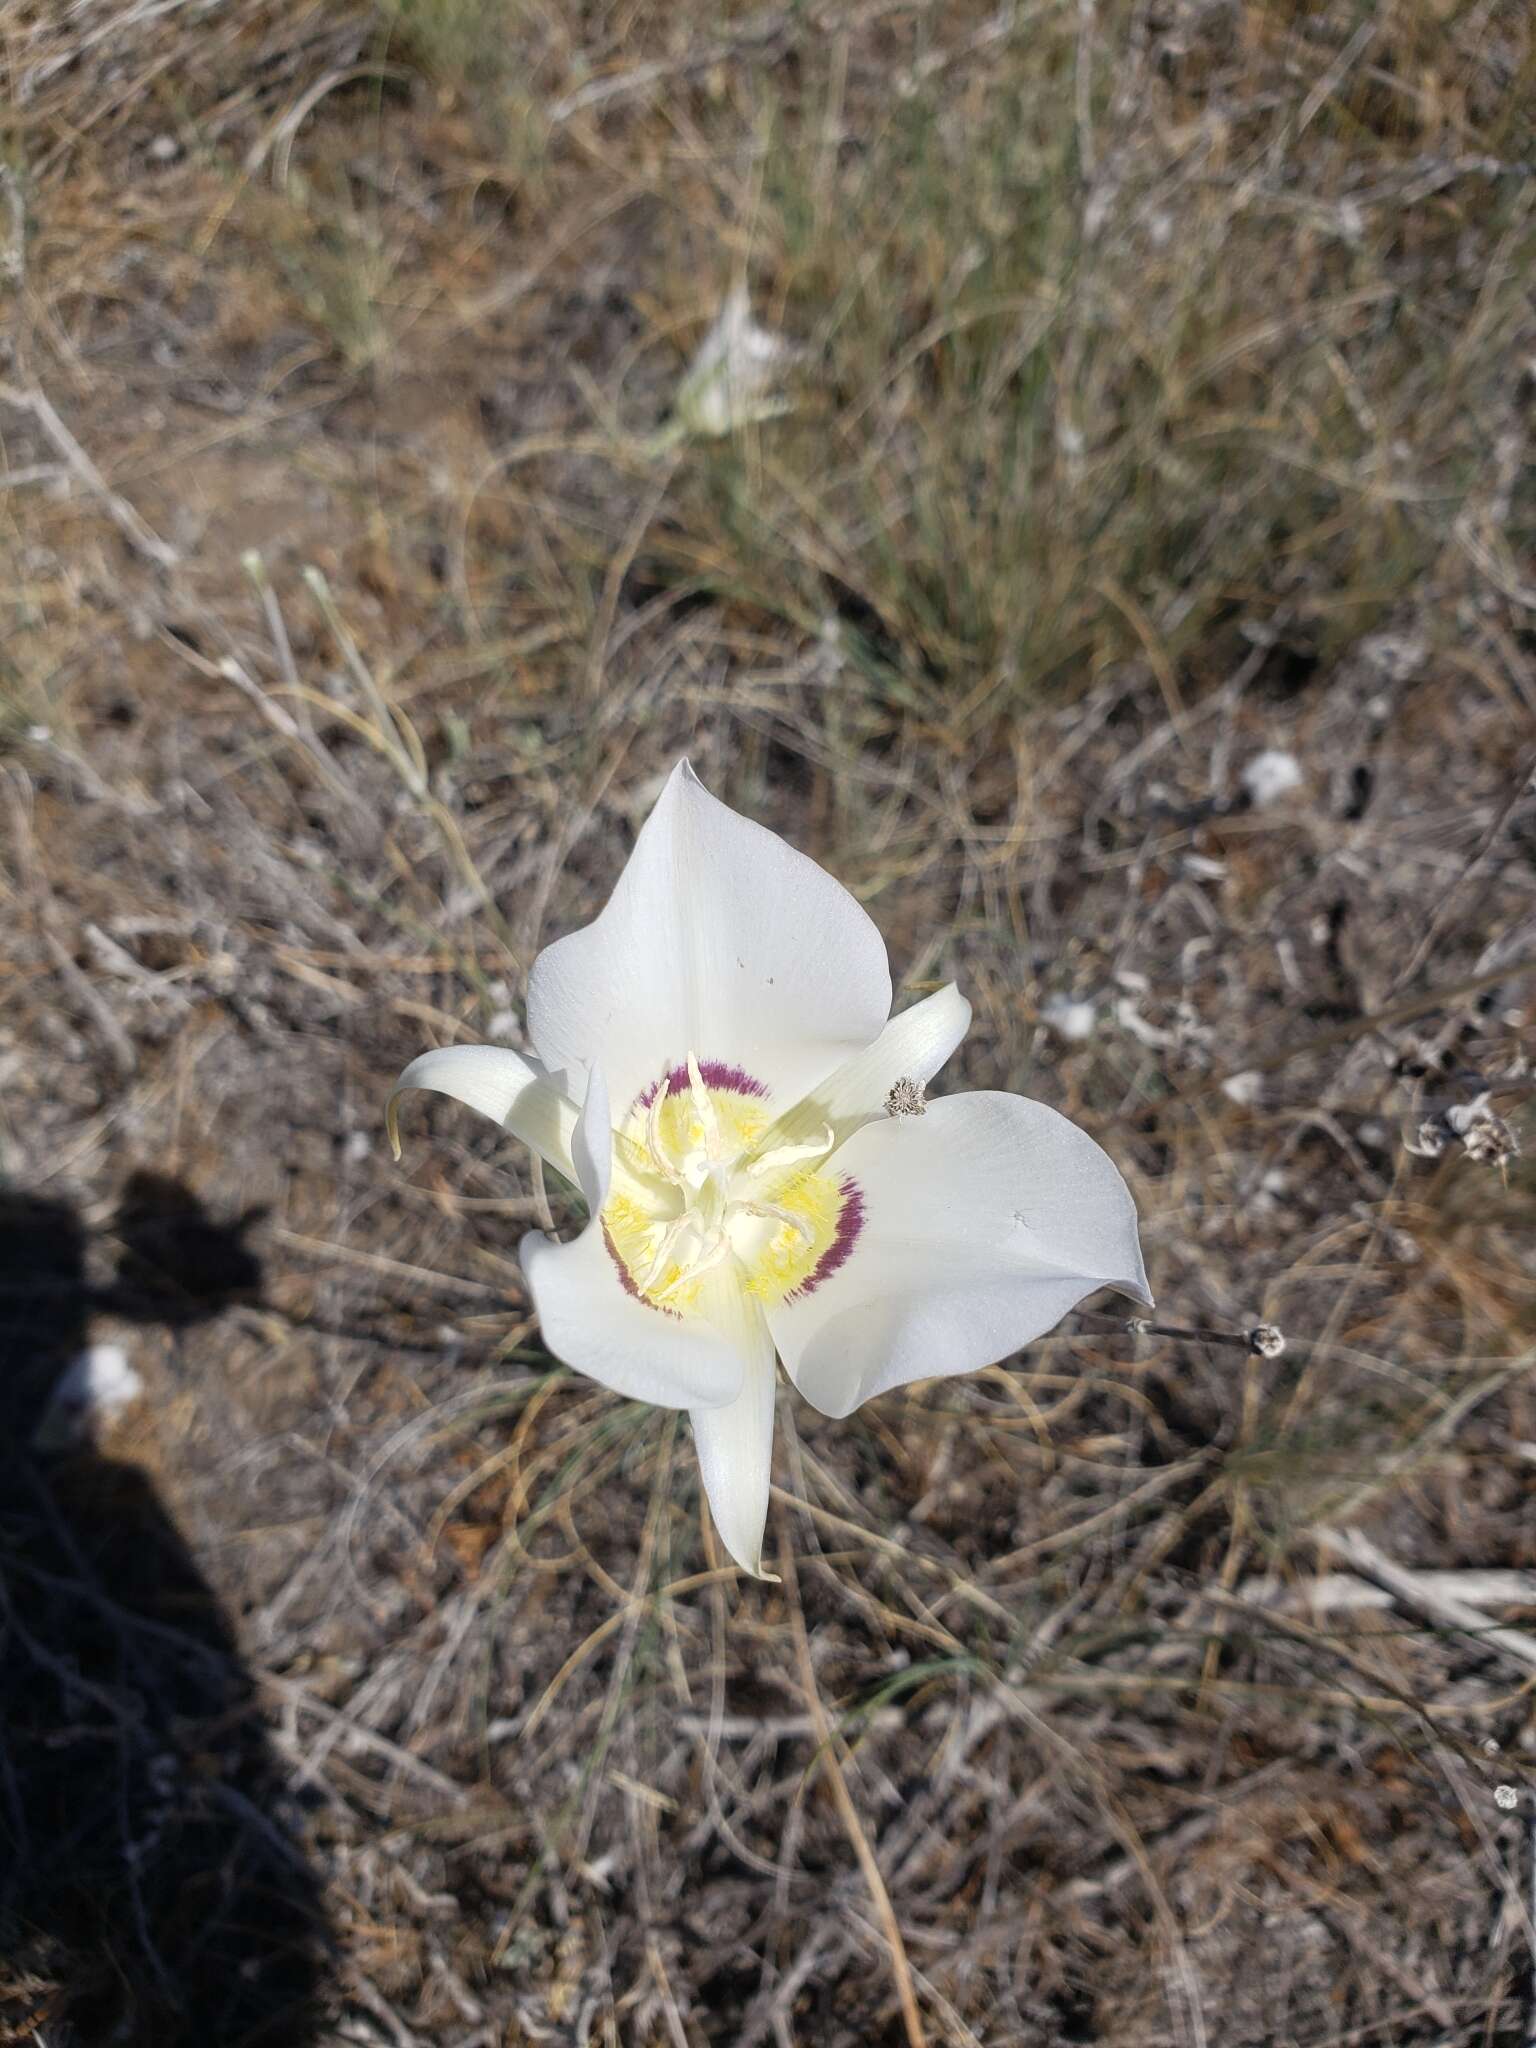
<box><xmin>600</xmin><ymin>1053</ymin><xmax>861</xmax><ymax>1317</ymax></box>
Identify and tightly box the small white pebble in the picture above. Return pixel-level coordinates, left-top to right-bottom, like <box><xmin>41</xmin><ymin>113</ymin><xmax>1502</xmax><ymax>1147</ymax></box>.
<box><xmin>65</xmin><ymin>1344</ymin><xmax>140</xmax><ymax>1412</ymax></box>
<box><xmin>1494</xmin><ymin>1785</ymin><xmax>1519</xmax><ymax>1811</ymax></box>
<box><xmin>147</xmin><ymin>134</ymin><xmax>182</xmax><ymax>163</ymax></box>
<box><xmin>343</xmin><ymin>1129</ymin><xmax>373</xmax><ymax>1163</ymax></box>
<box><xmin>1242</xmin><ymin>749</ymin><xmax>1305</xmax><ymax>807</ymax></box>
<box><xmin>1041</xmin><ymin>995</ymin><xmax>1098</xmax><ymax>1043</ymax></box>
<box><xmin>34</xmin><ymin>1345</ymin><xmax>143</xmax><ymax>1450</ymax></box>
<box><xmin>1221</xmin><ymin>1070</ymin><xmax>1262</xmax><ymax>1107</ymax></box>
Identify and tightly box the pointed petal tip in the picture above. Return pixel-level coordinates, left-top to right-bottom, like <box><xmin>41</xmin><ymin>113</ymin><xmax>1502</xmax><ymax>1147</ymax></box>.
<box><xmin>717</xmin><ymin>1542</ymin><xmax>778</xmax><ymax>1582</ymax></box>
<box><xmin>384</xmin><ymin>1042</ymin><xmax>580</xmax><ymax>1182</ymax></box>
<box><xmin>1083</xmin><ymin>1248</ymin><xmax>1151</xmax><ymax>1318</ymax></box>
<box><xmin>528</xmin><ymin>753</ymin><xmax>891</xmax><ymax>1115</ymax></box>
<box><xmin>690</xmin><ymin>1287</ymin><xmax>777</xmax><ymax>1576</ymax></box>
<box><xmin>769</xmin><ymin>1091</ymin><xmax>1152</xmax><ymax>1415</ymax></box>
<box><xmin>1117</xmin><ymin>1244</ymin><xmax>1154</xmax><ymax>1312</ymax></box>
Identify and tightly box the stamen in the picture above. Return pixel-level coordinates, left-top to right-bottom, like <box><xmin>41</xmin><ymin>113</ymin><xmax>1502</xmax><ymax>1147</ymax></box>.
<box><xmin>651</xmin><ymin>1227</ymin><xmax>730</xmax><ymax>1301</ymax></box>
<box><xmin>686</xmin><ymin>1050</ymin><xmax>725</xmax><ymax>1162</ymax></box>
<box><xmin>734</xmin><ymin>1199</ymin><xmax>815</xmax><ymax>1243</ymax></box>
<box><xmin>747</xmin><ymin>1125</ymin><xmax>835</xmax><ymax>1179</ymax></box>
<box><xmin>645</xmin><ymin>1073</ymin><xmax>685</xmax><ymax>1186</ymax></box>
<box><xmin>637</xmin><ymin>1211</ymin><xmax>697</xmax><ymax>1292</ymax></box>
<box><xmin>614</xmin><ymin>1127</ymin><xmax>668</xmax><ymax>1181</ymax></box>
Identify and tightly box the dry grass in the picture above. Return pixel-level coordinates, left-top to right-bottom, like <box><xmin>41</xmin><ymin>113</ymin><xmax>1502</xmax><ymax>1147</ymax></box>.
<box><xmin>2</xmin><ymin>1</ymin><xmax>1536</xmax><ymax>2042</ymax></box>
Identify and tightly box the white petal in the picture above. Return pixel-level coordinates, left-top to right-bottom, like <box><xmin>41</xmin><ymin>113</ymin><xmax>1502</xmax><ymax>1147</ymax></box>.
<box><xmin>765</xmin><ymin>982</ymin><xmax>971</xmax><ymax>1152</ymax></box>
<box><xmin>570</xmin><ymin>1061</ymin><xmax>613</xmax><ymax>1207</ymax></box>
<box><xmin>526</xmin><ymin>762</ymin><xmax>891</xmax><ymax>1119</ymax></box>
<box><xmin>518</xmin><ymin>1066</ymin><xmax>743</xmax><ymax>1410</ymax></box>
<box><xmin>689</xmin><ymin>1269</ymin><xmax>779</xmax><ymax>1578</ymax></box>
<box><xmin>769</xmin><ymin>1092</ymin><xmax>1149</xmax><ymax>1419</ymax></box>
<box><xmin>519</xmin><ymin>1223</ymin><xmax>745</xmax><ymax>1411</ymax></box>
<box><xmin>387</xmin><ymin>1043</ymin><xmax>578</xmax><ymax>1179</ymax></box>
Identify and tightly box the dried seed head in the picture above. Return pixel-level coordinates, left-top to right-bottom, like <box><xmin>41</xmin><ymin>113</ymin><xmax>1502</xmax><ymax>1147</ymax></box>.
<box><xmin>885</xmin><ymin>1077</ymin><xmax>926</xmax><ymax>1118</ymax></box>
<box><xmin>1248</xmin><ymin>1323</ymin><xmax>1287</xmax><ymax>1359</ymax></box>
<box><xmin>1448</xmin><ymin>1098</ymin><xmax>1518</xmax><ymax>1167</ymax></box>
<box><xmin>1461</xmin><ymin>1116</ymin><xmax>1516</xmax><ymax>1167</ymax></box>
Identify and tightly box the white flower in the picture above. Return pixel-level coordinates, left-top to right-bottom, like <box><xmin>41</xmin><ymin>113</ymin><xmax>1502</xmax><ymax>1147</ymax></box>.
<box><xmin>389</xmin><ymin>764</ymin><xmax>1149</xmax><ymax>1578</ymax></box>
<box><xmin>673</xmin><ymin>286</ymin><xmax>799</xmax><ymax>438</ymax></box>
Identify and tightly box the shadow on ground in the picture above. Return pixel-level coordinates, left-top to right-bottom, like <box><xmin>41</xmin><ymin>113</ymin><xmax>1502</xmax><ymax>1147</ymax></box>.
<box><xmin>0</xmin><ymin>1178</ymin><xmax>329</xmax><ymax>2047</ymax></box>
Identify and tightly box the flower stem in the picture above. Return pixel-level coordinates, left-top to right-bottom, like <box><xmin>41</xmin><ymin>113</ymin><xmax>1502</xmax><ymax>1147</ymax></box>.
<box><xmin>1072</xmin><ymin>1311</ymin><xmax>1285</xmax><ymax>1358</ymax></box>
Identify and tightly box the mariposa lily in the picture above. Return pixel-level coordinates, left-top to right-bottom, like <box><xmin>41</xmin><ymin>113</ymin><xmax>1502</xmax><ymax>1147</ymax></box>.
<box><xmin>389</xmin><ymin>764</ymin><xmax>1149</xmax><ymax>1577</ymax></box>
<box><xmin>672</xmin><ymin>284</ymin><xmax>799</xmax><ymax>438</ymax></box>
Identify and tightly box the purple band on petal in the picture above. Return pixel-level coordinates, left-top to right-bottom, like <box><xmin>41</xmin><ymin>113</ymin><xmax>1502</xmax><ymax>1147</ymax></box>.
<box><xmin>635</xmin><ymin>1060</ymin><xmax>770</xmax><ymax>1111</ymax></box>
<box><xmin>602</xmin><ymin>1220</ymin><xmax>680</xmax><ymax>1319</ymax></box>
<box><xmin>791</xmin><ymin>1175</ymin><xmax>864</xmax><ymax>1300</ymax></box>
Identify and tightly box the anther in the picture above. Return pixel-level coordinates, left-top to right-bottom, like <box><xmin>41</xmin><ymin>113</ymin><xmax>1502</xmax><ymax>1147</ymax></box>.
<box><xmin>637</xmin><ymin>1211</ymin><xmax>696</xmax><ymax>1292</ymax></box>
<box><xmin>686</xmin><ymin>1051</ymin><xmax>726</xmax><ymax>1162</ymax></box>
<box><xmin>646</xmin><ymin>1074</ymin><xmax>686</xmax><ymax>1186</ymax></box>
<box><xmin>651</xmin><ymin>1228</ymin><xmax>730</xmax><ymax>1301</ymax></box>
<box><xmin>735</xmin><ymin>1199</ymin><xmax>815</xmax><ymax>1243</ymax></box>
<box><xmin>748</xmin><ymin>1126</ymin><xmax>835</xmax><ymax>1179</ymax></box>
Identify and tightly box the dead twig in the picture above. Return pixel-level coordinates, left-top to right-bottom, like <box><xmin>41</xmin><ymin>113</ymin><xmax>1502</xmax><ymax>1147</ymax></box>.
<box><xmin>1315</xmin><ymin>1527</ymin><xmax>1536</xmax><ymax>1677</ymax></box>
<box><xmin>0</xmin><ymin>381</ymin><xmax>179</xmax><ymax>570</ymax></box>
<box><xmin>776</xmin><ymin>1504</ymin><xmax>928</xmax><ymax>2048</ymax></box>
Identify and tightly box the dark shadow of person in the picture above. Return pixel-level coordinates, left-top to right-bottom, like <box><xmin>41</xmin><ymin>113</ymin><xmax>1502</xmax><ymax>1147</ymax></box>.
<box><xmin>0</xmin><ymin>1180</ymin><xmax>329</xmax><ymax>2047</ymax></box>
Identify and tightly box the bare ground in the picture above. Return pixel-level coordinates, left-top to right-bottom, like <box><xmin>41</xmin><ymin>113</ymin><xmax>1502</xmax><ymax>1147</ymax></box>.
<box><xmin>2</xmin><ymin>3</ymin><xmax>1535</xmax><ymax>2044</ymax></box>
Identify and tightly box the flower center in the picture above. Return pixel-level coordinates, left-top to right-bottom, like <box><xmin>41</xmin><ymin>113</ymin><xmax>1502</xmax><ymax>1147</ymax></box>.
<box><xmin>601</xmin><ymin>1052</ymin><xmax>862</xmax><ymax>1315</ymax></box>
